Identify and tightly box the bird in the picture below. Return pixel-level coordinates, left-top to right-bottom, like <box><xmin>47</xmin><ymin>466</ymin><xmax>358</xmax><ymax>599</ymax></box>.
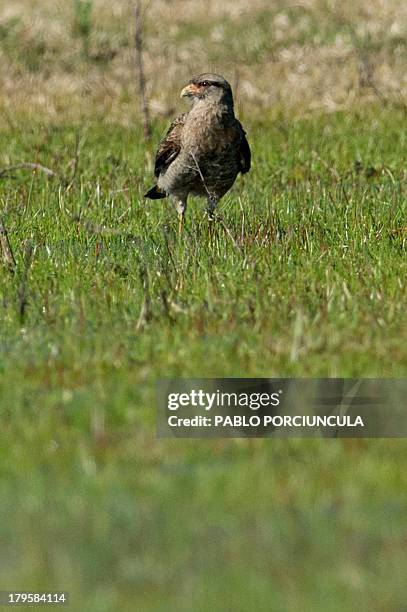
<box><xmin>145</xmin><ymin>73</ymin><xmax>251</xmax><ymax>230</ymax></box>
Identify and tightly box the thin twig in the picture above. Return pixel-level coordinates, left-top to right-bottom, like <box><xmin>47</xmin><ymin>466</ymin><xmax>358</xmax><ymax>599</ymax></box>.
<box><xmin>189</xmin><ymin>152</ymin><xmax>212</xmax><ymax>199</ymax></box>
<box><xmin>65</xmin><ymin>132</ymin><xmax>85</xmax><ymax>191</ymax></box>
<box><xmin>76</xmin><ymin>218</ymin><xmax>141</xmax><ymax>239</ymax></box>
<box><xmin>0</xmin><ymin>162</ymin><xmax>60</xmax><ymax>180</ymax></box>
<box><xmin>136</xmin><ymin>264</ymin><xmax>152</xmax><ymax>330</ymax></box>
<box><xmin>134</xmin><ymin>1</ymin><xmax>152</xmax><ymax>141</ymax></box>
<box><xmin>215</xmin><ymin>213</ymin><xmax>241</xmax><ymax>250</ymax></box>
<box><xmin>0</xmin><ymin>217</ymin><xmax>16</xmax><ymax>275</ymax></box>
<box><xmin>18</xmin><ymin>241</ymin><xmax>34</xmax><ymax>322</ymax></box>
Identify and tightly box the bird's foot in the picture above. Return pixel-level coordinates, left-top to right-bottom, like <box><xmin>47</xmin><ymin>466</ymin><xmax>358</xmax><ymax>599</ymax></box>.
<box><xmin>206</xmin><ymin>195</ymin><xmax>218</xmax><ymax>221</ymax></box>
<box><xmin>206</xmin><ymin>208</ymin><xmax>215</xmax><ymax>222</ymax></box>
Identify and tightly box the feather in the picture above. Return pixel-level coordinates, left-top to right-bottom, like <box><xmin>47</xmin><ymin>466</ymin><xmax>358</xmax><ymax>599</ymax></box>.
<box><xmin>154</xmin><ymin>113</ymin><xmax>188</xmax><ymax>178</ymax></box>
<box><xmin>144</xmin><ymin>185</ymin><xmax>166</xmax><ymax>199</ymax></box>
<box><xmin>236</xmin><ymin>120</ymin><xmax>251</xmax><ymax>174</ymax></box>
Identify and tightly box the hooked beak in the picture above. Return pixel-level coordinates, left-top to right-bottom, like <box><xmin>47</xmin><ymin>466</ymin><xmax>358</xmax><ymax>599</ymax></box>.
<box><xmin>180</xmin><ymin>83</ymin><xmax>199</xmax><ymax>99</ymax></box>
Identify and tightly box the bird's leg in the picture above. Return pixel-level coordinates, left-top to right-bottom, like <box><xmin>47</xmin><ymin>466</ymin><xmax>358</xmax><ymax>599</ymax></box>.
<box><xmin>206</xmin><ymin>194</ymin><xmax>218</xmax><ymax>221</ymax></box>
<box><xmin>178</xmin><ymin>211</ymin><xmax>185</xmax><ymax>235</ymax></box>
<box><xmin>174</xmin><ymin>198</ymin><xmax>187</xmax><ymax>235</ymax></box>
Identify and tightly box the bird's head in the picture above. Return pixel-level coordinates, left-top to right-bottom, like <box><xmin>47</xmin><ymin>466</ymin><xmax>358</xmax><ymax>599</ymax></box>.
<box><xmin>180</xmin><ymin>73</ymin><xmax>233</xmax><ymax>107</ymax></box>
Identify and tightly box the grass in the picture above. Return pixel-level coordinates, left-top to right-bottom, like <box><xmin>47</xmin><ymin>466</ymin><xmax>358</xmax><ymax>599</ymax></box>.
<box><xmin>0</xmin><ymin>106</ymin><xmax>406</xmax><ymax>610</ymax></box>
<box><xmin>1</xmin><ymin>0</ymin><xmax>406</xmax><ymax>124</ymax></box>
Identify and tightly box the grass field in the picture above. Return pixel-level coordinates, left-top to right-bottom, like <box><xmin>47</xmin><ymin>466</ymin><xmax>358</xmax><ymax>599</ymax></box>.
<box><xmin>1</xmin><ymin>0</ymin><xmax>406</xmax><ymax>124</ymax></box>
<box><xmin>1</xmin><ymin>0</ymin><xmax>407</xmax><ymax>609</ymax></box>
<box><xmin>0</xmin><ymin>106</ymin><xmax>406</xmax><ymax>610</ymax></box>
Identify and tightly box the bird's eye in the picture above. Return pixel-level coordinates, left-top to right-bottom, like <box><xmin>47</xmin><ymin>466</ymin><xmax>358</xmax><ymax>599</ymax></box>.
<box><xmin>202</xmin><ymin>81</ymin><xmax>210</xmax><ymax>86</ymax></box>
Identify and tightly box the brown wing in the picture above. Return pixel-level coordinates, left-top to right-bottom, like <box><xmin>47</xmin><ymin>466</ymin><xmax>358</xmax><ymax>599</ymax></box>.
<box><xmin>154</xmin><ymin>113</ymin><xmax>188</xmax><ymax>178</ymax></box>
<box><xmin>236</xmin><ymin>120</ymin><xmax>251</xmax><ymax>174</ymax></box>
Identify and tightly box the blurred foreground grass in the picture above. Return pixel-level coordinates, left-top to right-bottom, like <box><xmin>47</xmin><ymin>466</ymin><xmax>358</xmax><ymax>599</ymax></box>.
<box><xmin>0</xmin><ymin>107</ymin><xmax>406</xmax><ymax>610</ymax></box>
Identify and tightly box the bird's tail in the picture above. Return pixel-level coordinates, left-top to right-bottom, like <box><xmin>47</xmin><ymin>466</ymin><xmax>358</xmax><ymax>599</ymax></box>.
<box><xmin>144</xmin><ymin>185</ymin><xmax>166</xmax><ymax>199</ymax></box>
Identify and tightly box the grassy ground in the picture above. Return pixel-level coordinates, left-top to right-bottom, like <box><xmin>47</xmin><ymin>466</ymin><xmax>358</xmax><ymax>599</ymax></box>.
<box><xmin>2</xmin><ymin>2</ymin><xmax>407</xmax><ymax>609</ymax></box>
<box><xmin>0</xmin><ymin>107</ymin><xmax>406</xmax><ymax>610</ymax></box>
<box><xmin>1</xmin><ymin>0</ymin><xmax>406</xmax><ymax>125</ymax></box>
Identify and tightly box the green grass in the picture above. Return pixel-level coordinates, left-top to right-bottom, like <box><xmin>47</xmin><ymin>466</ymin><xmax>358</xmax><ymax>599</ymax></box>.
<box><xmin>0</xmin><ymin>108</ymin><xmax>406</xmax><ymax>611</ymax></box>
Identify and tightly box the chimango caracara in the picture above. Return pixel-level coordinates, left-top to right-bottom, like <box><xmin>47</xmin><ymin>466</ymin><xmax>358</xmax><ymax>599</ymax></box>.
<box><xmin>145</xmin><ymin>73</ymin><xmax>251</xmax><ymax>228</ymax></box>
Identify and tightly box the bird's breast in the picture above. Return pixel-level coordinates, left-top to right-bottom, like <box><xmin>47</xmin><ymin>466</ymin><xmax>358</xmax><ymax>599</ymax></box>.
<box><xmin>183</xmin><ymin>111</ymin><xmax>237</xmax><ymax>154</ymax></box>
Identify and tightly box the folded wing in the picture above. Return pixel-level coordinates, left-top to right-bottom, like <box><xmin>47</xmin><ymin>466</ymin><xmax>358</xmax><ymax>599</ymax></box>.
<box><xmin>236</xmin><ymin>120</ymin><xmax>251</xmax><ymax>175</ymax></box>
<box><xmin>154</xmin><ymin>113</ymin><xmax>188</xmax><ymax>178</ymax></box>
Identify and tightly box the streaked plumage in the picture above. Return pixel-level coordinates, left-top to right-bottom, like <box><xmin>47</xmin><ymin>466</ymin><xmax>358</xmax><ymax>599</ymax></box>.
<box><xmin>145</xmin><ymin>73</ymin><xmax>251</xmax><ymax>223</ymax></box>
